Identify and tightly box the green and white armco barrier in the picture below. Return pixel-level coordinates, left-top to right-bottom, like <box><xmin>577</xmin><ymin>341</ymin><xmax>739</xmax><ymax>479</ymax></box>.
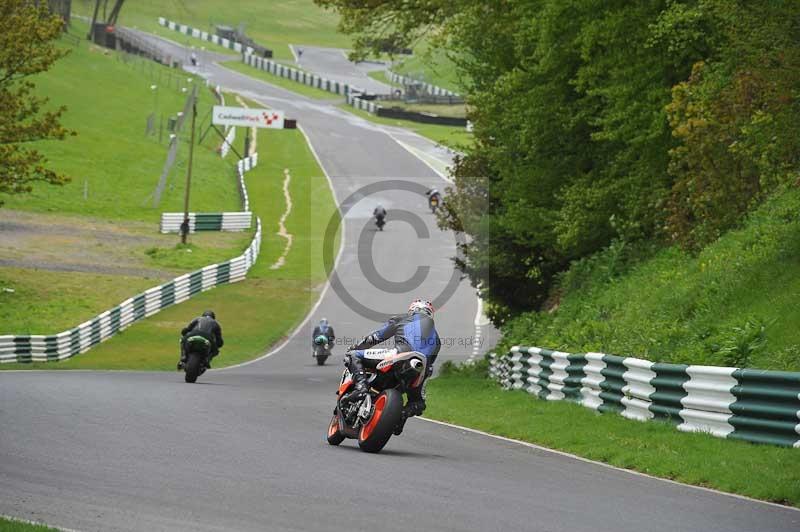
<box><xmin>160</xmin><ymin>153</ymin><xmax>258</xmax><ymax>232</ymax></box>
<box><xmin>158</xmin><ymin>17</ymin><xmax>253</xmax><ymax>55</ymax></box>
<box><xmin>1</xmin><ymin>155</ymin><xmax>263</xmax><ymax>364</ymax></box>
<box><xmin>346</xmin><ymin>93</ymin><xmax>381</xmax><ymax>115</ymax></box>
<box><xmin>387</xmin><ymin>71</ymin><xmax>459</xmax><ymax>98</ymax></box>
<box><xmin>0</xmin><ymin>219</ymin><xmax>261</xmax><ymax>364</ymax></box>
<box><xmin>242</xmin><ymin>52</ymin><xmax>353</xmax><ymax>97</ymax></box>
<box><xmin>220</xmin><ymin>125</ymin><xmax>236</xmax><ymax>158</ymax></box>
<box><xmin>488</xmin><ymin>347</ymin><xmax>800</xmax><ymax>448</ymax></box>
<box><xmin>160</xmin><ymin>212</ymin><xmax>252</xmax><ymax>233</ymax></box>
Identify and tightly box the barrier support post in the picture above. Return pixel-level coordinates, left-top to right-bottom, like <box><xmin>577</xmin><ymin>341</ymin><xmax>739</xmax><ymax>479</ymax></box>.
<box><xmin>181</xmin><ymin>88</ymin><xmax>197</xmax><ymax>244</ymax></box>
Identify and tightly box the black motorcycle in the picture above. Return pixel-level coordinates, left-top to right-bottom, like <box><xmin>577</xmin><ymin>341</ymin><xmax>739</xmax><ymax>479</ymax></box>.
<box><xmin>313</xmin><ymin>335</ymin><xmax>331</xmax><ymax>366</ymax></box>
<box><xmin>183</xmin><ymin>335</ymin><xmax>211</xmax><ymax>383</ymax></box>
<box><xmin>327</xmin><ymin>351</ymin><xmax>426</xmax><ymax>453</ymax></box>
<box><xmin>375</xmin><ymin>215</ymin><xmax>386</xmax><ymax>231</ymax></box>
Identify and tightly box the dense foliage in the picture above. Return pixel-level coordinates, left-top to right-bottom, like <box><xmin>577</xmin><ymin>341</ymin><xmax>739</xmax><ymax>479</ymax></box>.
<box><xmin>0</xmin><ymin>0</ymin><xmax>73</xmax><ymax>206</ymax></box>
<box><xmin>501</xmin><ymin>187</ymin><xmax>800</xmax><ymax>371</ymax></box>
<box><xmin>319</xmin><ymin>0</ymin><xmax>800</xmax><ymax>325</ymax></box>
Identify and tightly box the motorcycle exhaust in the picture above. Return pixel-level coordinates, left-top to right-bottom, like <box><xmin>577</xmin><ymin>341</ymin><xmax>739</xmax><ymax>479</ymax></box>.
<box><xmin>409</xmin><ymin>358</ymin><xmax>424</xmax><ymax>372</ymax></box>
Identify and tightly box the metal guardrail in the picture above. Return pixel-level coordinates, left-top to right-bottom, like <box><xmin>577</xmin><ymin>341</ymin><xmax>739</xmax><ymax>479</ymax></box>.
<box><xmin>158</xmin><ymin>17</ymin><xmax>253</xmax><ymax>55</ymax></box>
<box><xmin>0</xmin><ymin>219</ymin><xmax>261</xmax><ymax>364</ymax></box>
<box><xmin>387</xmin><ymin>71</ymin><xmax>459</xmax><ymax>98</ymax></box>
<box><xmin>346</xmin><ymin>93</ymin><xmax>380</xmax><ymax>114</ymax></box>
<box><xmin>488</xmin><ymin>347</ymin><xmax>800</xmax><ymax>448</ymax></box>
<box><xmin>242</xmin><ymin>52</ymin><xmax>351</xmax><ymax>97</ymax></box>
<box><xmin>159</xmin><ymin>212</ymin><xmax>252</xmax><ymax>233</ymax></box>
<box><xmin>220</xmin><ymin>126</ymin><xmax>236</xmax><ymax>158</ymax></box>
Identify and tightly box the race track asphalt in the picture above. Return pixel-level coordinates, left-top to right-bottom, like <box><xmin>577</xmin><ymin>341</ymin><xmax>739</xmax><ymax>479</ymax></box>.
<box><xmin>0</xmin><ymin>32</ymin><xmax>797</xmax><ymax>532</ymax></box>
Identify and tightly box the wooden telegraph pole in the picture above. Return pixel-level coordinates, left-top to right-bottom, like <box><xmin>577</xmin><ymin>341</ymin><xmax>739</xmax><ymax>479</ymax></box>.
<box><xmin>181</xmin><ymin>87</ymin><xmax>198</xmax><ymax>244</ymax></box>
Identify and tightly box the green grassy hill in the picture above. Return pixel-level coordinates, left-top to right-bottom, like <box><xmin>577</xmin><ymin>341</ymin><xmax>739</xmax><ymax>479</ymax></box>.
<box><xmin>1</xmin><ymin>21</ymin><xmax>340</xmax><ymax>368</ymax></box>
<box><xmin>2</xmin><ymin>25</ymin><xmax>240</xmax><ymax>221</ymax></box>
<box><xmin>73</xmin><ymin>0</ymin><xmax>349</xmax><ymax>61</ymax></box>
<box><xmin>499</xmin><ymin>186</ymin><xmax>800</xmax><ymax>371</ymax></box>
<box><xmin>393</xmin><ymin>45</ymin><xmax>461</xmax><ymax>93</ymax></box>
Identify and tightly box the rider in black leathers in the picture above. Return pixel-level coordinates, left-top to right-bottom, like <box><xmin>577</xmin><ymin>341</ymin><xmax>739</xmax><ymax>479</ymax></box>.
<box><xmin>178</xmin><ymin>310</ymin><xmax>224</xmax><ymax>370</ymax></box>
<box><xmin>344</xmin><ymin>299</ymin><xmax>440</xmax><ymax>434</ymax></box>
<box><xmin>312</xmin><ymin>318</ymin><xmax>336</xmax><ymax>355</ymax></box>
<box><xmin>373</xmin><ymin>204</ymin><xmax>387</xmax><ymax>225</ymax></box>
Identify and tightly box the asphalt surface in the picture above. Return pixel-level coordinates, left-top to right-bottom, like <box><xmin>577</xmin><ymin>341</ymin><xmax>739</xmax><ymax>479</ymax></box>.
<box><xmin>1</xmin><ymin>32</ymin><xmax>798</xmax><ymax>532</ymax></box>
<box><xmin>291</xmin><ymin>45</ymin><xmax>394</xmax><ymax>95</ymax></box>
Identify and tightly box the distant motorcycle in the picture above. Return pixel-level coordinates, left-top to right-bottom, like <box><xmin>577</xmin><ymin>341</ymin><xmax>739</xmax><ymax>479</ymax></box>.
<box><xmin>313</xmin><ymin>335</ymin><xmax>331</xmax><ymax>366</ymax></box>
<box><xmin>375</xmin><ymin>214</ymin><xmax>386</xmax><ymax>231</ymax></box>
<box><xmin>327</xmin><ymin>351</ymin><xmax>426</xmax><ymax>453</ymax></box>
<box><xmin>428</xmin><ymin>193</ymin><xmax>441</xmax><ymax>214</ymax></box>
<box><xmin>183</xmin><ymin>335</ymin><xmax>212</xmax><ymax>383</ymax></box>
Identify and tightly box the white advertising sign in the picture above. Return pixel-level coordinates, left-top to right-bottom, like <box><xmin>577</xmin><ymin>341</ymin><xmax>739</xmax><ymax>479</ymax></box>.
<box><xmin>212</xmin><ymin>106</ymin><xmax>285</xmax><ymax>129</ymax></box>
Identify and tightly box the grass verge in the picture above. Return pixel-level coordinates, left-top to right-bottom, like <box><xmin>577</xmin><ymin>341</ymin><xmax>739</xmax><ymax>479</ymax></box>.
<box><xmin>339</xmin><ymin>104</ymin><xmax>473</xmax><ymax>150</ymax></box>
<box><xmin>0</xmin><ymin>516</ymin><xmax>60</xmax><ymax>531</ymax></box>
<box><xmin>1</xmin><ymin>128</ymin><xmax>340</xmax><ymax>370</ymax></box>
<box><xmin>425</xmin><ymin>363</ymin><xmax>800</xmax><ymax>507</ymax></box>
<box><xmin>220</xmin><ymin>61</ymin><xmax>336</xmax><ymax>100</ymax></box>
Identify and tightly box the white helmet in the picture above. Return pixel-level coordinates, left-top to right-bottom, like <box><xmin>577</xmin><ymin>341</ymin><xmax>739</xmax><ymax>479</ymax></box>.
<box><xmin>408</xmin><ymin>298</ymin><xmax>434</xmax><ymax>317</ymax></box>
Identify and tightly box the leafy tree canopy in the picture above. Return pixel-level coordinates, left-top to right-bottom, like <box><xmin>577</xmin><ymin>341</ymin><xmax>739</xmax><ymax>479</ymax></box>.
<box><xmin>0</xmin><ymin>0</ymin><xmax>74</xmax><ymax>205</ymax></box>
<box><xmin>320</xmin><ymin>0</ymin><xmax>800</xmax><ymax>324</ymax></box>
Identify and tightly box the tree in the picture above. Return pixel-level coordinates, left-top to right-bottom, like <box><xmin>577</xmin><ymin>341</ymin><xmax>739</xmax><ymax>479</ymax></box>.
<box><xmin>322</xmin><ymin>0</ymin><xmax>800</xmax><ymax>323</ymax></box>
<box><xmin>664</xmin><ymin>0</ymin><xmax>800</xmax><ymax>248</ymax></box>
<box><xmin>0</xmin><ymin>0</ymin><xmax>74</xmax><ymax>206</ymax></box>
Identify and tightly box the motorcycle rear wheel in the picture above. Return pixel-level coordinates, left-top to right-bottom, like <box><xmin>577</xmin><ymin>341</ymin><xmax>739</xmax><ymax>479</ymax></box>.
<box><xmin>316</xmin><ymin>354</ymin><xmax>328</xmax><ymax>366</ymax></box>
<box><xmin>184</xmin><ymin>352</ymin><xmax>203</xmax><ymax>383</ymax></box>
<box><xmin>327</xmin><ymin>413</ymin><xmax>345</xmax><ymax>445</ymax></box>
<box><xmin>357</xmin><ymin>389</ymin><xmax>403</xmax><ymax>453</ymax></box>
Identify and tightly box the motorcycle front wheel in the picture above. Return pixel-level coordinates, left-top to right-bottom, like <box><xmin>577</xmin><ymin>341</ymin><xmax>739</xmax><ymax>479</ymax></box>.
<box><xmin>357</xmin><ymin>389</ymin><xmax>403</xmax><ymax>453</ymax></box>
<box><xmin>327</xmin><ymin>412</ymin><xmax>345</xmax><ymax>445</ymax></box>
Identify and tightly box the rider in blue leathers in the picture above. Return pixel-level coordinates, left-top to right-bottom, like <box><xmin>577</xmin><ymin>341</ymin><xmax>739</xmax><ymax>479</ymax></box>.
<box><xmin>345</xmin><ymin>299</ymin><xmax>440</xmax><ymax>433</ymax></box>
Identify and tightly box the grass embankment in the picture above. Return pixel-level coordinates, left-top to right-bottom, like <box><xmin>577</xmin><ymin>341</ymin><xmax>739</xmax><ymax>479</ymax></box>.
<box><xmin>2</xmin><ymin>126</ymin><xmax>340</xmax><ymax>370</ymax></box>
<box><xmin>500</xmin><ymin>187</ymin><xmax>800</xmax><ymax>371</ymax></box>
<box><xmin>339</xmin><ymin>105</ymin><xmax>473</xmax><ymax>151</ymax></box>
<box><xmin>0</xmin><ymin>517</ymin><xmax>60</xmax><ymax>532</ymax></box>
<box><xmin>73</xmin><ymin>0</ymin><xmax>349</xmax><ymax>61</ymax></box>
<box><xmin>3</xmin><ymin>26</ymin><xmax>241</xmax><ymax>220</ymax></box>
<box><xmin>394</xmin><ymin>46</ymin><xmax>461</xmax><ymax>94</ymax></box>
<box><xmin>220</xmin><ymin>60</ymin><xmax>336</xmax><ymax>100</ymax></box>
<box><xmin>0</xmin><ymin>22</ymin><xmax>252</xmax><ymax>337</ymax></box>
<box><xmin>425</xmin><ymin>362</ymin><xmax>800</xmax><ymax>507</ymax></box>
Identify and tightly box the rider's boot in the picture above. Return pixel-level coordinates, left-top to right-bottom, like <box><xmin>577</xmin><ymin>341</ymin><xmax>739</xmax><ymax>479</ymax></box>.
<box><xmin>177</xmin><ymin>343</ymin><xmax>187</xmax><ymax>371</ymax></box>
<box><xmin>343</xmin><ymin>355</ymin><xmax>368</xmax><ymax>403</ymax></box>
